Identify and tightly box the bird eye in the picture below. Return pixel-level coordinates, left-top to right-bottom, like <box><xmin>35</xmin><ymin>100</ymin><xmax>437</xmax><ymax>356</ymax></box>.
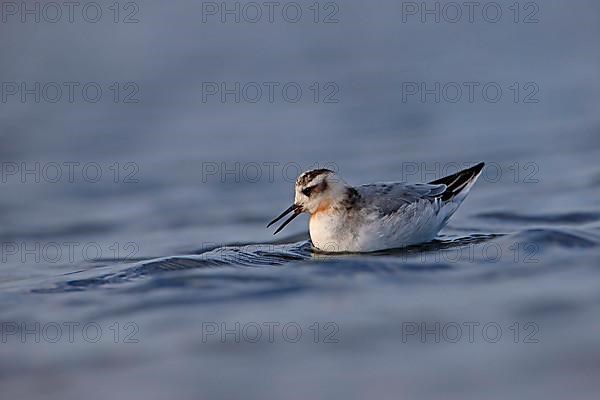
<box><xmin>302</xmin><ymin>186</ymin><xmax>314</xmax><ymax>197</ymax></box>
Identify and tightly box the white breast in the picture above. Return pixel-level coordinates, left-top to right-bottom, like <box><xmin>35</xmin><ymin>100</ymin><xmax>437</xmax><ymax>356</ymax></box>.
<box><xmin>309</xmin><ymin>200</ymin><xmax>449</xmax><ymax>253</ymax></box>
<box><xmin>309</xmin><ymin>211</ymin><xmax>355</xmax><ymax>252</ymax></box>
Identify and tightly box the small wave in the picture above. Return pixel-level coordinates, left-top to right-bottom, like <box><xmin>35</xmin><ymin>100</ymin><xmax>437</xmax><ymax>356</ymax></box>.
<box><xmin>514</xmin><ymin>298</ymin><xmax>582</xmax><ymax>318</ymax></box>
<box><xmin>505</xmin><ymin>228</ymin><xmax>599</xmax><ymax>249</ymax></box>
<box><xmin>476</xmin><ymin>211</ymin><xmax>600</xmax><ymax>224</ymax></box>
<box><xmin>32</xmin><ymin>242</ymin><xmax>312</xmax><ymax>293</ymax></box>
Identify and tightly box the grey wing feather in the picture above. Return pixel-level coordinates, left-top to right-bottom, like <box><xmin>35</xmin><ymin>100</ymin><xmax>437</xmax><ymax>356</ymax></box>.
<box><xmin>356</xmin><ymin>182</ymin><xmax>446</xmax><ymax>215</ymax></box>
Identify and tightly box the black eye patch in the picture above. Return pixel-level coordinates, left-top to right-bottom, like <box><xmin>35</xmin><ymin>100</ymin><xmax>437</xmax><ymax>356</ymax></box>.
<box><xmin>302</xmin><ymin>186</ymin><xmax>315</xmax><ymax>197</ymax></box>
<box><xmin>302</xmin><ymin>181</ymin><xmax>327</xmax><ymax>197</ymax></box>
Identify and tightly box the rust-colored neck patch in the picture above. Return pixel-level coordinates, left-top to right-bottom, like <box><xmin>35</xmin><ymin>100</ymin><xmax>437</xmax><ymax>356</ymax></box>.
<box><xmin>310</xmin><ymin>199</ymin><xmax>333</xmax><ymax>221</ymax></box>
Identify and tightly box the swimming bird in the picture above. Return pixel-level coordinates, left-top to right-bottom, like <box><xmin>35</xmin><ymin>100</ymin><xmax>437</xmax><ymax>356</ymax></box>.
<box><xmin>267</xmin><ymin>162</ymin><xmax>485</xmax><ymax>252</ymax></box>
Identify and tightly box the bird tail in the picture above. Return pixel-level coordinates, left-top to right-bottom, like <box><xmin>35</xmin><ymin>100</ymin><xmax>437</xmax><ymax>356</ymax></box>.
<box><xmin>429</xmin><ymin>162</ymin><xmax>485</xmax><ymax>202</ymax></box>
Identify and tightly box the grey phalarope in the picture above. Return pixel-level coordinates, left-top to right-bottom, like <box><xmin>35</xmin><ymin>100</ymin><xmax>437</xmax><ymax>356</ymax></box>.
<box><xmin>267</xmin><ymin>162</ymin><xmax>485</xmax><ymax>252</ymax></box>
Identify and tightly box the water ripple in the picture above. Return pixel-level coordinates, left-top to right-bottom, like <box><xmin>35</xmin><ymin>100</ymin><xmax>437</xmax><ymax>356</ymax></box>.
<box><xmin>30</xmin><ymin>228</ymin><xmax>599</xmax><ymax>297</ymax></box>
<box><xmin>476</xmin><ymin>211</ymin><xmax>600</xmax><ymax>224</ymax></box>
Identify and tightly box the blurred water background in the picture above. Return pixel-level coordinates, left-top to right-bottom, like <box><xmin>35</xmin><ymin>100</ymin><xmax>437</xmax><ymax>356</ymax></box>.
<box><xmin>1</xmin><ymin>0</ymin><xmax>600</xmax><ymax>398</ymax></box>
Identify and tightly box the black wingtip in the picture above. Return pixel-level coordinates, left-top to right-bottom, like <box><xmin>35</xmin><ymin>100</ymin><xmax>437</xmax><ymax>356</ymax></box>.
<box><xmin>429</xmin><ymin>162</ymin><xmax>485</xmax><ymax>201</ymax></box>
<box><xmin>473</xmin><ymin>161</ymin><xmax>485</xmax><ymax>172</ymax></box>
<box><xmin>459</xmin><ymin>162</ymin><xmax>485</xmax><ymax>176</ymax></box>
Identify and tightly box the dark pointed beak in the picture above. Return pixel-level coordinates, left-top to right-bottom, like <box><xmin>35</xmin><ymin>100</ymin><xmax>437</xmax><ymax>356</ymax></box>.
<box><xmin>267</xmin><ymin>204</ymin><xmax>302</xmax><ymax>235</ymax></box>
